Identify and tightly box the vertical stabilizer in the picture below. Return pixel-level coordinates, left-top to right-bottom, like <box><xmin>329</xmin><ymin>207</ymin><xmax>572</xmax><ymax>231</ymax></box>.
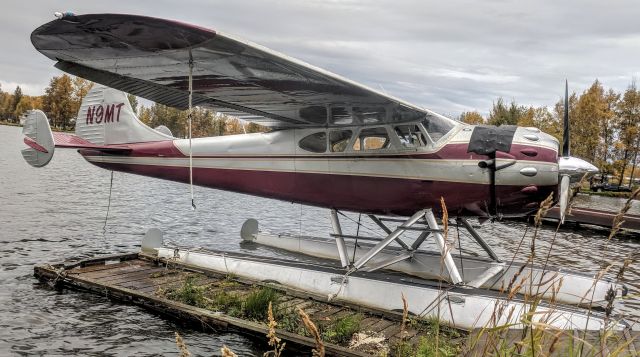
<box><xmin>76</xmin><ymin>85</ymin><xmax>173</xmax><ymax>145</ymax></box>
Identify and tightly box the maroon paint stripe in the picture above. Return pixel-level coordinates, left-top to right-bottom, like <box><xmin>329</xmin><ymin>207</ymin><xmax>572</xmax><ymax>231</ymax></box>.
<box><xmin>23</xmin><ymin>137</ymin><xmax>48</xmax><ymax>153</ymax></box>
<box><xmin>85</xmin><ymin>158</ymin><xmax>556</xmax><ymax>217</ymax></box>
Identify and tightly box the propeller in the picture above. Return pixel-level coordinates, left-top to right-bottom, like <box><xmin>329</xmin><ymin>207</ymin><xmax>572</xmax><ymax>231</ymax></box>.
<box><xmin>557</xmin><ymin>80</ymin><xmax>598</xmax><ymax>223</ymax></box>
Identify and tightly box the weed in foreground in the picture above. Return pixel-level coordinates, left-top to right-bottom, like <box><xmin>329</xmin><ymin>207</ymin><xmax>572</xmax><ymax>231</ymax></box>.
<box><xmin>164</xmin><ymin>275</ymin><xmax>207</xmax><ymax>308</ymax></box>
<box><xmin>175</xmin><ymin>331</ymin><xmax>191</xmax><ymax>357</ymax></box>
<box><xmin>298</xmin><ymin>306</ymin><xmax>325</xmax><ymax>357</ymax></box>
<box><xmin>322</xmin><ymin>313</ymin><xmax>363</xmax><ymax>344</ymax></box>
<box><xmin>244</xmin><ymin>287</ymin><xmax>279</xmax><ymax>320</ymax></box>
<box><xmin>264</xmin><ymin>301</ymin><xmax>286</xmax><ymax>357</ymax></box>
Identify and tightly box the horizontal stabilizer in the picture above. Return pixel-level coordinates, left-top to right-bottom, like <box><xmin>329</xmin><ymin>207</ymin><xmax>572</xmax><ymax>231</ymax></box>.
<box><xmin>21</xmin><ymin>110</ymin><xmax>54</xmax><ymax>167</ymax></box>
<box><xmin>51</xmin><ymin>132</ymin><xmax>131</xmax><ymax>153</ymax></box>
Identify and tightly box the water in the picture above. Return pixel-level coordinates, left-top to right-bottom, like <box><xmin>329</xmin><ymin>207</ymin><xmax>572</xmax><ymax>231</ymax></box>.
<box><xmin>1</xmin><ymin>125</ymin><xmax>639</xmax><ymax>355</ymax></box>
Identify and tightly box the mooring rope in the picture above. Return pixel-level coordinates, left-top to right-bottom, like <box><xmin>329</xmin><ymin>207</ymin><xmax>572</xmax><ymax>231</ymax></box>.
<box><xmin>188</xmin><ymin>53</ymin><xmax>196</xmax><ymax>210</ymax></box>
<box><xmin>103</xmin><ymin>170</ymin><xmax>114</xmax><ymax>236</ymax></box>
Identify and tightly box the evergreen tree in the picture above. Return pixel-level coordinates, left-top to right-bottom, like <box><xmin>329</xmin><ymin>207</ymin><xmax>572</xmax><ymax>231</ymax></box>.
<box><xmin>10</xmin><ymin>86</ymin><xmax>23</xmax><ymax>122</ymax></box>
<box><xmin>487</xmin><ymin>98</ymin><xmax>526</xmax><ymax>126</ymax></box>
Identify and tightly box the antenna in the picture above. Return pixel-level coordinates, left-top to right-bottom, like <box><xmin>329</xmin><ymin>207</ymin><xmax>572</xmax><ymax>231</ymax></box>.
<box><xmin>562</xmin><ymin>80</ymin><xmax>570</xmax><ymax>157</ymax></box>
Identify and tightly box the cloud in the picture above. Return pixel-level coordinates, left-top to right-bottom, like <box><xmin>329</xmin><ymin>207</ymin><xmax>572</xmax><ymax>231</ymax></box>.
<box><xmin>1</xmin><ymin>0</ymin><xmax>639</xmax><ymax>117</ymax></box>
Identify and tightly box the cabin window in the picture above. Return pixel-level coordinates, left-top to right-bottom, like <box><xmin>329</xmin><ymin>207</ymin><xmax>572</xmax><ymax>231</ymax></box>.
<box><xmin>352</xmin><ymin>127</ymin><xmax>390</xmax><ymax>151</ymax></box>
<box><xmin>330</xmin><ymin>107</ymin><xmax>353</xmax><ymax>125</ymax></box>
<box><xmin>329</xmin><ymin>130</ymin><xmax>353</xmax><ymax>152</ymax></box>
<box><xmin>394</xmin><ymin>125</ymin><xmax>427</xmax><ymax>148</ymax></box>
<box><xmin>353</xmin><ymin>106</ymin><xmax>385</xmax><ymax>124</ymax></box>
<box><xmin>299</xmin><ymin>132</ymin><xmax>327</xmax><ymax>153</ymax></box>
<box><xmin>422</xmin><ymin>115</ymin><xmax>456</xmax><ymax>142</ymax></box>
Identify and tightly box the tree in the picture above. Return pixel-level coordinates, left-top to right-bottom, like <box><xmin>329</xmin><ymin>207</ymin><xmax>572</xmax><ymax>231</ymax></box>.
<box><xmin>459</xmin><ymin>111</ymin><xmax>484</xmax><ymax>124</ymax></box>
<box><xmin>10</xmin><ymin>86</ymin><xmax>23</xmax><ymax>122</ymax></box>
<box><xmin>42</xmin><ymin>75</ymin><xmax>75</xmax><ymax>129</ymax></box>
<box><xmin>616</xmin><ymin>81</ymin><xmax>640</xmax><ymax>185</ymax></box>
<box><xmin>487</xmin><ymin>98</ymin><xmax>526</xmax><ymax>126</ymax></box>
<box><xmin>72</xmin><ymin>77</ymin><xmax>93</xmax><ymax>117</ymax></box>
<box><xmin>246</xmin><ymin>122</ymin><xmax>266</xmax><ymax>133</ymax></box>
<box><xmin>127</xmin><ymin>94</ymin><xmax>139</xmax><ymax>115</ymax></box>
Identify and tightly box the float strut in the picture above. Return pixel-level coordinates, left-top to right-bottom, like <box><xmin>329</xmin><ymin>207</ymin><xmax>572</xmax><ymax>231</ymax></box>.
<box><xmin>330</xmin><ymin>209</ymin><xmax>350</xmax><ymax>268</ymax></box>
<box><xmin>424</xmin><ymin>209</ymin><xmax>463</xmax><ymax>284</ymax></box>
<box><xmin>353</xmin><ymin>210</ymin><xmax>426</xmax><ymax>270</ymax></box>
<box><xmin>457</xmin><ymin>217</ymin><xmax>501</xmax><ymax>262</ymax></box>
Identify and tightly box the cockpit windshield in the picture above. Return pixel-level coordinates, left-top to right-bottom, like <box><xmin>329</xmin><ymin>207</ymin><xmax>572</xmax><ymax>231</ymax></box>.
<box><xmin>422</xmin><ymin>114</ymin><xmax>458</xmax><ymax>143</ymax></box>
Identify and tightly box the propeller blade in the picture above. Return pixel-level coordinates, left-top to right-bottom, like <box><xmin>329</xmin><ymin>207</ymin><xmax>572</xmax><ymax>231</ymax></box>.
<box><xmin>562</xmin><ymin>80</ymin><xmax>570</xmax><ymax>157</ymax></box>
<box><xmin>559</xmin><ymin>175</ymin><xmax>570</xmax><ymax>224</ymax></box>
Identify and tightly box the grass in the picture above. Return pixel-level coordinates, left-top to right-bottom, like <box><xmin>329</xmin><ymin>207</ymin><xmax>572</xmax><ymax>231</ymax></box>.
<box><xmin>163</xmin><ymin>275</ymin><xmax>207</xmax><ymax>308</ymax></box>
<box><xmin>243</xmin><ymin>287</ymin><xmax>279</xmax><ymax>320</ymax></box>
<box><xmin>159</xmin><ymin>277</ymin><xmax>278</xmax><ymax>321</ymax></box>
<box><xmin>322</xmin><ymin>313</ymin><xmax>363</xmax><ymax>344</ymax></box>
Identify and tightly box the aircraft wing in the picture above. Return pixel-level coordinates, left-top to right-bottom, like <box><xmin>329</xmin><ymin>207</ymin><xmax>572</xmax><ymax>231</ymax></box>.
<box><xmin>31</xmin><ymin>14</ymin><xmax>431</xmax><ymax>129</ymax></box>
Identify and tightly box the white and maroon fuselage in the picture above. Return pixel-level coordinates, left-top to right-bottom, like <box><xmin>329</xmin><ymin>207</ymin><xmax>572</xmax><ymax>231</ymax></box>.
<box><xmin>78</xmin><ymin>121</ymin><xmax>559</xmax><ymax>217</ymax></box>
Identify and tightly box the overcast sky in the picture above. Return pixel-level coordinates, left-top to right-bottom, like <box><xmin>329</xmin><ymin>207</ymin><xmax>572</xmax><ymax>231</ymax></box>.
<box><xmin>1</xmin><ymin>0</ymin><xmax>639</xmax><ymax>117</ymax></box>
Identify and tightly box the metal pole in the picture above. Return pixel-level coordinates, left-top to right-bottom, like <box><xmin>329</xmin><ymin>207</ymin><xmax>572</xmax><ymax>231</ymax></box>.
<box><xmin>353</xmin><ymin>210</ymin><xmax>425</xmax><ymax>270</ymax></box>
<box><xmin>457</xmin><ymin>217</ymin><xmax>501</xmax><ymax>262</ymax></box>
<box><xmin>424</xmin><ymin>209</ymin><xmax>463</xmax><ymax>284</ymax></box>
<box><xmin>188</xmin><ymin>52</ymin><xmax>196</xmax><ymax>210</ymax></box>
<box><xmin>330</xmin><ymin>209</ymin><xmax>350</xmax><ymax>268</ymax></box>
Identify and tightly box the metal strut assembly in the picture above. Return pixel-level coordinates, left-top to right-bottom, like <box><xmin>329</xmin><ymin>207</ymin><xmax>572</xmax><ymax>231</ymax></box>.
<box><xmin>330</xmin><ymin>209</ymin><xmax>465</xmax><ymax>285</ymax></box>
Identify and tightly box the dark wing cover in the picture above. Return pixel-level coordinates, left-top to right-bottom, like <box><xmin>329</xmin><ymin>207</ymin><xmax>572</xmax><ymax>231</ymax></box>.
<box><xmin>32</xmin><ymin>14</ymin><xmax>427</xmax><ymax>128</ymax></box>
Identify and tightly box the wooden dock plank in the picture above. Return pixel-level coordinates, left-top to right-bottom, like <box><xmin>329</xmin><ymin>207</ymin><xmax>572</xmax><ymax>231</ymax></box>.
<box><xmin>67</xmin><ymin>259</ymin><xmax>147</xmax><ymax>274</ymax></box>
<box><xmin>98</xmin><ymin>267</ymin><xmax>167</xmax><ymax>284</ymax></box>
<box><xmin>80</xmin><ymin>264</ymin><xmax>157</xmax><ymax>279</ymax></box>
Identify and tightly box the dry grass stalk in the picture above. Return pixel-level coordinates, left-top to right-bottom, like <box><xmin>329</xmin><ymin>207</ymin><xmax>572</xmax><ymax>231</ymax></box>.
<box><xmin>533</xmin><ymin>192</ymin><xmax>554</xmax><ymax>227</ymax></box>
<box><xmin>264</xmin><ymin>301</ymin><xmax>286</xmax><ymax>357</ymax></box>
<box><xmin>221</xmin><ymin>345</ymin><xmax>238</xmax><ymax>357</ymax></box>
<box><xmin>440</xmin><ymin>196</ymin><xmax>449</xmax><ymax>238</ymax></box>
<box><xmin>298</xmin><ymin>307</ymin><xmax>325</xmax><ymax>357</ymax></box>
<box><xmin>175</xmin><ymin>331</ymin><xmax>191</xmax><ymax>357</ymax></box>
<box><xmin>400</xmin><ymin>292</ymin><xmax>409</xmax><ymax>340</ymax></box>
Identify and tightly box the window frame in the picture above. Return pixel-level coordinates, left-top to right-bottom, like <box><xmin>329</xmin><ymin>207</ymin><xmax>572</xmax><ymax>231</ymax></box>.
<box><xmin>328</xmin><ymin>129</ymin><xmax>354</xmax><ymax>153</ymax></box>
<box><xmin>350</xmin><ymin>126</ymin><xmax>395</xmax><ymax>152</ymax></box>
<box><xmin>393</xmin><ymin>124</ymin><xmax>431</xmax><ymax>150</ymax></box>
<box><xmin>298</xmin><ymin>131</ymin><xmax>327</xmax><ymax>153</ymax></box>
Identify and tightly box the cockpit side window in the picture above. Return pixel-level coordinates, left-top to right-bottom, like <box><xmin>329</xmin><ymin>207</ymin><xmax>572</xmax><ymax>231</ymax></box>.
<box><xmin>422</xmin><ymin>115</ymin><xmax>456</xmax><ymax>143</ymax></box>
<box><xmin>394</xmin><ymin>125</ymin><xmax>427</xmax><ymax>148</ymax></box>
<box><xmin>352</xmin><ymin>127</ymin><xmax>390</xmax><ymax>151</ymax></box>
<box><xmin>299</xmin><ymin>132</ymin><xmax>327</xmax><ymax>153</ymax></box>
<box><xmin>329</xmin><ymin>130</ymin><xmax>352</xmax><ymax>152</ymax></box>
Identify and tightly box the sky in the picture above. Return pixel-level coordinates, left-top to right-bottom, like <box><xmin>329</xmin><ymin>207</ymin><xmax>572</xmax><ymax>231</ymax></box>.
<box><xmin>1</xmin><ymin>0</ymin><xmax>639</xmax><ymax>117</ymax></box>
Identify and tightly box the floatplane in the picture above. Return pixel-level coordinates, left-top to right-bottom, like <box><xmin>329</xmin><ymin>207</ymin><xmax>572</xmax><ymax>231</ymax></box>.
<box><xmin>22</xmin><ymin>13</ymin><xmax>629</xmax><ymax>330</ymax></box>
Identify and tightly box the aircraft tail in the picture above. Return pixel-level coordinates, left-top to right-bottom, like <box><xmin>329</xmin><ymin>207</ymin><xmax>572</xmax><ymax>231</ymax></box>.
<box><xmin>76</xmin><ymin>84</ymin><xmax>173</xmax><ymax>145</ymax></box>
<box><xmin>21</xmin><ymin>110</ymin><xmax>55</xmax><ymax>167</ymax></box>
<box><xmin>21</xmin><ymin>84</ymin><xmax>169</xmax><ymax>168</ymax></box>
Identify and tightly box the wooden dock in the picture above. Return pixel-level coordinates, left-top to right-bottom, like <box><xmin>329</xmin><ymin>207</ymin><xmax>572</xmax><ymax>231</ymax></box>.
<box><xmin>34</xmin><ymin>251</ymin><xmax>639</xmax><ymax>356</ymax></box>
<box><xmin>34</xmin><ymin>252</ymin><xmax>443</xmax><ymax>356</ymax></box>
<box><xmin>544</xmin><ymin>206</ymin><xmax>640</xmax><ymax>231</ymax></box>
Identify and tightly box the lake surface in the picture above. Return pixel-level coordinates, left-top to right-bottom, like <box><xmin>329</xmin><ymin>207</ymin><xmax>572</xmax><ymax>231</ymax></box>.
<box><xmin>1</xmin><ymin>124</ymin><xmax>638</xmax><ymax>355</ymax></box>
